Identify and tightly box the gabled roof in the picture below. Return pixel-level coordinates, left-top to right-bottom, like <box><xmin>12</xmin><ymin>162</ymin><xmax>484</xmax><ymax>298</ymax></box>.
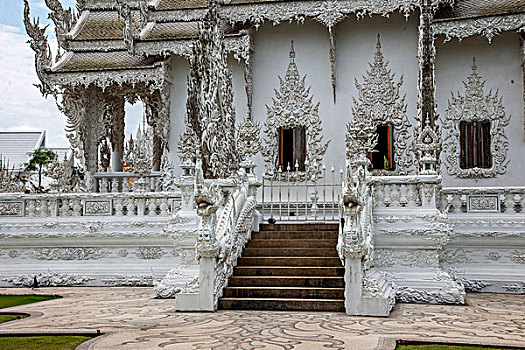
<box><xmin>0</xmin><ymin>131</ymin><xmax>46</xmax><ymax>169</ymax></box>
<box><xmin>434</xmin><ymin>0</ymin><xmax>525</xmax><ymax>21</ymax></box>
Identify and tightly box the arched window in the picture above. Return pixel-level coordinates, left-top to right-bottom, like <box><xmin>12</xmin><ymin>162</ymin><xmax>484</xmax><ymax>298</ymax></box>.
<box><xmin>278</xmin><ymin>127</ymin><xmax>306</xmax><ymax>171</ymax></box>
<box><xmin>459</xmin><ymin>120</ymin><xmax>491</xmax><ymax>169</ymax></box>
<box><xmin>369</xmin><ymin>124</ymin><xmax>394</xmax><ymax>171</ymax></box>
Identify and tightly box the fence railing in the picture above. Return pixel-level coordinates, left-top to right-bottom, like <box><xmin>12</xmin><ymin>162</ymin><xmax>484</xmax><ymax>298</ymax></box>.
<box><xmin>440</xmin><ymin>187</ymin><xmax>525</xmax><ymax>214</ymax></box>
<box><xmin>0</xmin><ymin>192</ymin><xmax>180</xmax><ymax>218</ymax></box>
<box><xmin>260</xmin><ymin>166</ymin><xmax>343</xmax><ymax>223</ymax></box>
<box><xmin>94</xmin><ymin>171</ymin><xmax>162</xmax><ymax>193</ymax></box>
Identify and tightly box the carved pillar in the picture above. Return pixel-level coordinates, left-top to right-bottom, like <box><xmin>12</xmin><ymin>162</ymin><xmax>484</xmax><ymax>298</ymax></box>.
<box><xmin>83</xmin><ymin>86</ymin><xmax>106</xmax><ymax>191</ymax></box>
<box><xmin>109</xmin><ymin>96</ymin><xmax>125</xmax><ymax>172</ymax></box>
<box><xmin>143</xmin><ymin>88</ymin><xmax>170</xmax><ymax>171</ymax></box>
<box><xmin>415</xmin><ymin>0</ymin><xmax>441</xmax><ymax>175</ymax></box>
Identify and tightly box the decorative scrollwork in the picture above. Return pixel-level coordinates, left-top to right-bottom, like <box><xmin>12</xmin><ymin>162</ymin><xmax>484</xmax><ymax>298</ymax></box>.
<box><xmin>187</xmin><ymin>0</ymin><xmax>239</xmax><ymax>179</ymax></box>
<box><xmin>442</xmin><ymin>59</ymin><xmax>510</xmax><ymax>178</ymax></box>
<box><xmin>348</xmin><ymin>35</ymin><xmax>413</xmax><ymax>175</ymax></box>
<box><xmin>237</xmin><ymin>117</ymin><xmax>262</xmax><ymax>165</ymax></box>
<box><xmin>433</xmin><ymin>13</ymin><xmax>525</xmax><ymax>44</ymax></box>
<box><xmin>263</xmin><ymin>41</ymin><xmax>330</xmax><ymax>181</ymax></box>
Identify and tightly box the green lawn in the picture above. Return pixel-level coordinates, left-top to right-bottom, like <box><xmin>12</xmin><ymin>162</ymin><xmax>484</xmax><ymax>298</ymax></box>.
<box><xmin>0</xmin><ymin>314</ymin><xmax>28</xmax><ymax>324</ymax></box>
<box><xmin>0</xmin><ymin>336</ymin><xmax>92</xmax><ymax>350</ymax></box>
<box><xmin>0</xmin><ymin>295</ymin><xmax>59</xmax><ymax>309</ymax></box>
<box><xmin>397</xmin><ymin>344</ymin><xmax>518</xmax><ymax>350</ymax></box>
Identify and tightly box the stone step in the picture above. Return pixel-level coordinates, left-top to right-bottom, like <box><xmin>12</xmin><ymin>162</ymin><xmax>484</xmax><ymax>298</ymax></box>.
<box><xmin>228</xmin><ymin>276</ymin><xmax>345</xmax><ymax>288</ymax></box>
<box><xmin>237</xmin><ymin>257</ymin><xmax>342</xmax><ymax>267</ymax></box>
<box><xmin>219</xmin><ymin>297</ymin><xmax>345</xmax><ymax>311</ymax></box>
<box><xmin>246</xmin><ymin>239</ymin><xmax>337</xmax><ymax>248</ymax></box>
<box><xmin>223</xmin><ymin>286</ymin><xmax>345</xmax><ymax>299</ymax></box>
<box><xmin>252</xmin><ymin>230</ymin><xmax>338</xmax><ymax>240</ymax></box>
<box><xmin>243</xmin><ymin>247</ymin><xmax>339</xmax><ymax>257</ymax></box>
<box><xmin>233</xmin><ymin>266</ymin><xmax>344</xmax><ymax>277</ymax></box>
<box><xmin>259</xmin><ymin>224</ymin><xmax>339</xmax><ymax>232</ymax></box>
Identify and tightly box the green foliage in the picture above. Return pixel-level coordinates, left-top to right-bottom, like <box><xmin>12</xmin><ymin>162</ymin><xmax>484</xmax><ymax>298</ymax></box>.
<box><xmin>397</xmin><ymin>344</ymin><xmax>516</xmax><ymax>350</ymax></box>
<box><xmin>0</xmin><ymin>294</ymin><xmax>59</xmax><ymax>309</ymax></box>
<box><xmin>0</xmin><ymin>336</ymin><xmax>92</xmax><ymax>350</ymax></box>
<box><xmin>24</xmin><ymin>149</ymin><xmax>57</xmax><ymax>192</ymax></box>
<box><xmin>0</xmin><ymin>314</ymin><xmax>28</xmax><ymax>323</ymax></box>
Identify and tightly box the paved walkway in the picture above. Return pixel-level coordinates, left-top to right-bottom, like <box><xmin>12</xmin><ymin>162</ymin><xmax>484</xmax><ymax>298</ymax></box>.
<box><xmin>0</xmin><ymin>288</ymin><xmax>523</xmax><ymax>349</ymax></box>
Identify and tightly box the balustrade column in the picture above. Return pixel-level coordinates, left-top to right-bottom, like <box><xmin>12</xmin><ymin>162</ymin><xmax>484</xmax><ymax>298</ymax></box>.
<box><xmin>110</xmin><ymin>97</ymin><xmax>125</xmax><ymax>172</ymax></box>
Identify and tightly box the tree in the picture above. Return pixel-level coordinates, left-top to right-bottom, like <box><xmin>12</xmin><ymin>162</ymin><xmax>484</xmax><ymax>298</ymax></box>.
<box><xmin>24</xmin><ymin>149</ymin><xmax>56</xmax><ymax>192</ymax></box>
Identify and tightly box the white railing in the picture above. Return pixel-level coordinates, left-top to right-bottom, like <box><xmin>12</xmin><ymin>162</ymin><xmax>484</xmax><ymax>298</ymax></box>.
<box><xmin>0</xmin><ymin>192</ymin><xmax>179</xmax><ymax>217</ymax></box>
<box><xmin>369</xmin><ymin>175</ymin><xmax>441</xmax><ymax>209</ymax></box>
<box><xmin>260</xmin><ymin>166</ymin><xmax>343</xmax><ymax>222</ymax></box>
<box><xmin>213</xmin><ymin>183</ymin><xmax>257</xmax><ymax>307</ymax></box>
<box><xmin>94</xmin><ymin>171</ymin><xmax>162</xmax><ymax>193</ymax></box>
<box><xmin>441</xmin><ymin>187</ymin><xmax>525</xmax><ymax>214</ymax></box>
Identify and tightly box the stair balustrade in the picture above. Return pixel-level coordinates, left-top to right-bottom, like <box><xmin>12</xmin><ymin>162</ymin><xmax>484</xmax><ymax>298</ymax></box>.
<box><xmin>175</xmin><ymin>159</ymin><xmax>261</xmax><ymax>311</ymax></box>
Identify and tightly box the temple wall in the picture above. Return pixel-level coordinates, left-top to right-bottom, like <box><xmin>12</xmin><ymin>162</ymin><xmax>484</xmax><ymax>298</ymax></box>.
<box><xmin>249</xmin><ymin>13</ymin><xmax>420</xmax><ymax>177</ymax></box>
<box><xmin>435</xmin><ymin>32</ymin><xmax>524</xmax><ymax>187</ymax></box>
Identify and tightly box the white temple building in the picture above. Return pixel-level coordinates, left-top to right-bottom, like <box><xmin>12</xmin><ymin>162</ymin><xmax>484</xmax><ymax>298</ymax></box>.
<box><xmin>0</xmin><ymin>0</ymin><xmax>523</xmax><ymax>316</ymax></box>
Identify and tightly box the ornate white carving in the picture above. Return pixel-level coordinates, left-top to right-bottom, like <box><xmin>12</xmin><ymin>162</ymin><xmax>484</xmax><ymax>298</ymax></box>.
<box><xmin>84</xmin><ymin>200</ymin><xmax>112</xmax><ymax>215</ymax></box>
<box><xmin>263</xmin><ymin>42</ymin><xmax>329</xmax><ymax>180</ymax></box>
<box><xmin>467</xmin><ymin>195</ymin><xmax>499</xmax><ymax>212</ymax></box>
<box><xmin>3</xmin><ymin>272</ymin><xmax>94</xmax><ymax>287</ymax></box>
<box><xmin>102</xmin><ymin>275</ymin><xmax>154</xmax><ymax>286</ymax></box>
<box><xmin>135</xmin><ymin>247</ymin><xmax>164</xmax><ymax>259</ymax></box>
<box><xmin>32</xmin><ymin>248</ymin><xmax>107</xmax><ymax>260</ymax></box>
<box><xmin>0</xmin><ymin>201</ymin><xmax>24</xmax><ymax>216</ymax></box>
<box><xmin>186</xmin><ymin>2</ymin><xmax>239</xmax><ymax>179</ymax></box>
<box><xmin>349</xmin><ymin>35</ymin><xmax>413</xmax><ymax>175</ymax></box>
<box><xmin>508</xmin><ymin>251</ymin><xmax>525</xmax><ymax>264</ymax></box>
<box><xmin>154</xmin><ymin>268</ymin><xmax>182</xmax><ymax>298</ymax></box>
<box><xmin>396</xmin><ymin>285</ymin><xmax>465</xmax><ymax>304</ymax></box>
<box><xmin>433</xmin><ymin>13</ymin><xmax>525</xmax><ymax>44</ymax></box>
<box><xmin>440</xmin><ymin>249</ymin><xmax>472</xmax><ymax>264</ymax></box>
<box><xmin>461</xmin><ymin>279</ymin><xmax>491</xmax><ymax>292</ymax></box>
<box><xmin>220</xmin><ymin>1</ymin><xmax>428</xmax><ymax>26</ymax></box>
<box><xmin>442</xmin><ymin>59</ymin><xmax>510</xmax><ymax>178</ymax></box>
<box><xmin>237</xmin><ymin>117</ymin><xmax>262</xmax><ymax>166</ymax></box>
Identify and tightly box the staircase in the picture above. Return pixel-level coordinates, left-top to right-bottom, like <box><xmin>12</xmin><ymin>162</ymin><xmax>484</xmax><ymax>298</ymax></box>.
<box><xmin>219</xmin><ymin>223</ymin><xmax>345</xmax><ymax>311</ymax></box>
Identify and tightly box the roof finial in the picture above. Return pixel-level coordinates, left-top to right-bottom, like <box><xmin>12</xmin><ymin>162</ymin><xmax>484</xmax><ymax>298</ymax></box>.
<box><xmin>471</xmin><ymin>57</ymin><xmax>477</xmax><ymax>71</ymax></box>
<box><xmin>289</xmin><ymin>40</ymin><xmax>295</xmax><ymax>63</ymax></box>
<box><xmin>376</xmin><ymin>33</ymin><xmax>381</xmax><ymax>51</ymax></box>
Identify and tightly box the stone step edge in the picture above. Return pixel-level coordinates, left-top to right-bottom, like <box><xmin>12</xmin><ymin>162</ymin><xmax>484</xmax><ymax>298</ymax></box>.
<box><xmin>230</xmin><ymin>276</ymin><xmax>344</xmax><ymax>279</ymax></box>
<box><xmin>224</xmin><ymin>286</ymin><xmax>345</xmax><ymax>290</ymax></box>
<box><xmin>219</xmin><ymin>297</ymin><xmax>345</xmax><ymax>302</ymax></box>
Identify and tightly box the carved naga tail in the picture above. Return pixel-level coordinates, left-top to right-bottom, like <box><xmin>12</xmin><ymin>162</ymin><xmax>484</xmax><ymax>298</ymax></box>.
<box><xmin>23</xmin><ymin>0</ymin><xmax>54</xmax><ymax>97</ymax></box>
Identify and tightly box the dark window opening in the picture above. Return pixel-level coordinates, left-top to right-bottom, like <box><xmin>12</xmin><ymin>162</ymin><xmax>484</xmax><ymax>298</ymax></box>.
<box><xmin>279</xmin><ymin>127</ymin><xmax>306</xmax><ymax>171</ymax></box>
<box><xmin>460</xmin><ymin>120</ymin><xmax>492</xmax><ymax>169</ymax></box>
<box><xmin>369</xmin><ymin>124</ymin><xmax>394</xmax><ymax>171</ymax></box>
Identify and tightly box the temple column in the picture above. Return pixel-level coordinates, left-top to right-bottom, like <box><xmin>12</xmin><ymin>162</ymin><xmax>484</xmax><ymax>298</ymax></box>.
<box><xmin>109</xmin><ymin>97</ymin><xmax>125</xmax><ymax>172</ymax></box>
<box><xmin>83</xmin><ymin>86</ymin><xmax>107</xmax><ymax>191</ymax></box>
<box><xmin>415</xmin><ymin>0</ymin><xmax>441</xmax><ymax>174</ymax></box>
<box><xmin>143</xmin><ymin>88</ymin><xmax>170</xmax><ymax>171</ymax></box>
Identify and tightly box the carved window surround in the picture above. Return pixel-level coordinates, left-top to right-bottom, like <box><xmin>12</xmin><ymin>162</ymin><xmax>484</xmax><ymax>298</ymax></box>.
<box><xmin>442</xmin><ymin>59</ymin><xmax>510</xmax><ymax>179</ymax></box>
<box><xmin>433</xmin><ymin>13</ymin><xmax>525</xmax><ymax>44</ymax></box>
<box><xmin>262</xmin><ymin>42</ymin><xmax>330</xmax><ymax>181</ymax></box>
<box><xmin>347</xmin><ymin>35</ymin><xmax>413</xmax><ymax>176</ymax></box>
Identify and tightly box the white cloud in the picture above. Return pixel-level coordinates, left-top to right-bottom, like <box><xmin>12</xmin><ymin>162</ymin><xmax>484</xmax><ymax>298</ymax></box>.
<box><xmin>0</xmin><ymin>23</ymin><xmax>68</xmax><ymax>147</ymax></box>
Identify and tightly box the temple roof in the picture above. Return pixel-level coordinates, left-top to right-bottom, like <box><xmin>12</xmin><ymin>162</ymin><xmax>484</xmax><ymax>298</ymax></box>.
<box><xmin>0</xmin><ymin>131</ymin><xmax>46</xmax><ymax>170</ymax></box>
<box><xmin>52</xmin><ymin>51</ymin><xmax>163</xmax><ymax>72</ymax></box>
<box><xmin>434</xmin><ymin>0</ymin><xmax>525</xmax><ymax>21</ymax></box>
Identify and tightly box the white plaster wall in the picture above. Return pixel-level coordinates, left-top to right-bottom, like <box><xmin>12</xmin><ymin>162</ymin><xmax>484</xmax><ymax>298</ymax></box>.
<box><xmin>435</xmin><ymin>33</ymin><xmax>524</xmax><ymax>187</ymax></box>
<box><xmin>167</xmin><ymin>55</ymin><xmax>190</xmax><ymax>175</ymax></box>
<box><xmin>250</xmin><ymin>13</ymin><xmax>420</xmax><ymax>178</ymax></box>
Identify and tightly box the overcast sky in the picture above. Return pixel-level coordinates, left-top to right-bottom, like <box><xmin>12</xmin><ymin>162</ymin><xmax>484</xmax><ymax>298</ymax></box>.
<box><xmin>0</xmin><ymin>0</ymin><xmax>142</xmax><ymax>148</ymax></box>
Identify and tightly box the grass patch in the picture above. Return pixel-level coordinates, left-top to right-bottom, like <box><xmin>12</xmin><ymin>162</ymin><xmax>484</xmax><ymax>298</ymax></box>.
<box><xmin>0</xmin><ymin>336</ymin><xmax>92</xmax><ymax>350</ymax></box>
<box><xmin>0</xmin><ymin>314</ymin><xmax>28</xmax><ymax>324</ymax></box>
<box><xmin>397</xmin><ymin>345</ymin><xmax>519</xmax><ymax>350</ymax></box>
<box><xmin>0</xmin><ymin>295</ymin><xmax>59</xmax><ymax>309</ymax></box>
